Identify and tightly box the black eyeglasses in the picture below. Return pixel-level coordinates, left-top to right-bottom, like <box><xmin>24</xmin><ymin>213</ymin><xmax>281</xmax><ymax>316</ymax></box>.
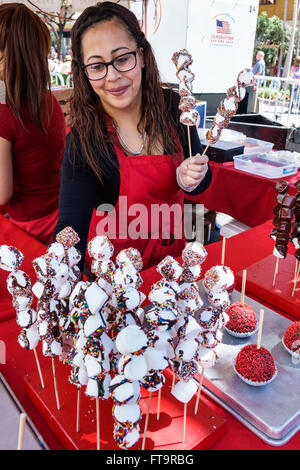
<box><xmin>82</xmin><ymin>50</ymin><xmax>138</xmax><ymax>81</ymax></box>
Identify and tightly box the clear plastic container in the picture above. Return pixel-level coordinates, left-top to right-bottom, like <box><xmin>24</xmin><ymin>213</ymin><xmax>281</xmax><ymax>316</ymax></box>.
<box><xmin>243</xmin><ymin>137</ymin><xmax>274</xmax><ymax>154</ymax></box>
<box><xmin>233</xmin><ymin>153</ymin><xmax>298</xmax><ymax>179</ymax></box>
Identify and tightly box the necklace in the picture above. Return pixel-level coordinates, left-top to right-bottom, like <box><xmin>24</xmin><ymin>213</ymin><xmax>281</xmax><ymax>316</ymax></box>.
<box><xmin>115</xmin><ymin>126</ymin><xmax>146</xmax><ymax>156</ymax></box>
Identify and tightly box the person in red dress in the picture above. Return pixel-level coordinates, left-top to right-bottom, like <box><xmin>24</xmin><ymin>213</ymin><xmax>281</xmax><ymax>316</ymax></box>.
<box><xmin>0</xmin><ymin>3</ymin><xmax>66</xmax><ymax>245</ymax></box>
<box><xmin>54</xmin><ymin>1</ymin><xmax>211</xmax><ymax>273</ymax></box>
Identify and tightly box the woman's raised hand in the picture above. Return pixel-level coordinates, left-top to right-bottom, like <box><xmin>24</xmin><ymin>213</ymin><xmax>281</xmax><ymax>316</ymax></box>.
<box><xmin>178</xmin><ymin>153</ymin><xmax>209</xmax><ymax>188</ymax></box>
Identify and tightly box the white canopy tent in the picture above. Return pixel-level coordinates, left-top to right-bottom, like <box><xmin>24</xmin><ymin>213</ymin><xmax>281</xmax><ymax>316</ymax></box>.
<box><xmin>0</xmin><ymin>0</ymin><xmax>259</xmax><ymax>94</ymax></box>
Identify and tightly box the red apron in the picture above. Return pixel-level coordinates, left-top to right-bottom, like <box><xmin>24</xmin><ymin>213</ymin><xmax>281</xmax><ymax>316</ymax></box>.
<box><xmin>86</xmin><ymin>140</ymin><xmax>186</xmax><ymax>270</ymax></box>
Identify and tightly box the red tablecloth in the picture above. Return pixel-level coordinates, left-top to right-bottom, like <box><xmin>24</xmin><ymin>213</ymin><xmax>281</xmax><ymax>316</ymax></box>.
<box><xmin>0</xmin><ymin>216</ymin><xmax>299</xmax><ymax>450</ymax></box>
<box><xmin>187</xmin><ymin>161</ymin><xmax>300</xmax><ymax>227</ymax></box>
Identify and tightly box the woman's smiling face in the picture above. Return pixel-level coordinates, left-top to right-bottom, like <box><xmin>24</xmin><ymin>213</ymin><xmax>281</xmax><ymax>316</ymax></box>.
<box><xmin>81</xmin><ymin>19</ymin><xmax>144</xmax><ymax>116</ymax></box>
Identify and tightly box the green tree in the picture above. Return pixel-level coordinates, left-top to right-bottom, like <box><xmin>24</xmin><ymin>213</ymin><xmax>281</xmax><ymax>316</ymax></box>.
<box><xmin>38</xmin><ymin>0</ymin><xmax>74</xmax><ymax>55</ymax></box>
<box><xmin>254</xmin><ymin>11</ymin><xmax>291</xmax><ymax>71</ymax></box>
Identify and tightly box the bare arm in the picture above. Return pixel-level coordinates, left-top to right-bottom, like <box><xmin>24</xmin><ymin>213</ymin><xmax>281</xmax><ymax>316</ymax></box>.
<box><xmin>0</xmin><ymin>137</ymin><xmax>13</xmax><ymax>205</ymax></box>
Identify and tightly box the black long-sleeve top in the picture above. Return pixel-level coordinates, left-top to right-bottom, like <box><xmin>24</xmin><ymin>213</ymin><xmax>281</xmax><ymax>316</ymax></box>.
<box><xmin>54</xmin><ymin>88</ymin><xmax>212</xmax><ymax>271</ymax></box>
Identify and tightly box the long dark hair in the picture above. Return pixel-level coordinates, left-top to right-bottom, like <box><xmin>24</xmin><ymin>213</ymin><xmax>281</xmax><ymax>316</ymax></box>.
<box><xmin>0</xmin><ymin>3</ymin><xmax>51</xmax><ymax>131</ymax></box>
<box><xmin>69</xmin><ymin>1</ymin><xmax>180</xmax><ymax>184</ymax></box>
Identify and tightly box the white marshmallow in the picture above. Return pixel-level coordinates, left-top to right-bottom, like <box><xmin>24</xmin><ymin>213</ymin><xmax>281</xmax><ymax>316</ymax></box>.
<box><xmin>86</xmin><ymin>374</ymin><xmax>111</xmax><ymax>399</ymax></box>
<box><xmin>143</xmin><ymin>347</ymin><xmax>169</xmax><ymax>372</ymax></box>
<box><xmin>0</xmin><ymin>245</ymin><xmax>23</xmax><ymax>271</ymax></box>
<box><xmin>113</xmin><ymin>404</ymin><xmax>141</xmax><ymax>426</ymax></box>
<box><xmin>171</xmin><ymin>379</ymin><xmax>198</xmax><ymax>404</ymax></box>
<box><xmin>88</xmin><ymin>236</ymin><xmax>114</xmax><ymax>261</ymax></box>
<box><xmin>118</xmin><ymin>354</ymin><xmax>148</xmax><ymax>381</ymax></box>
<box><xmin>85</xmin><ymin>283</ymin><xmax>108</xmax><ymax>314</ymax></box>
<box><xmin>175</xmin><ymin>339</ymin><xmax>199</xmax><ymax>362</ymax></box>
<box><xmin>115</xmin><ymin>325</ymin><xmax>147</xmax><ymax>355</ymax></box>
<box><xmin>109</xmin><ymin>375</ymin><xmax>140</xmax><ymax>405</ymax></box>
<box><xmin>16</xmin><ymin>308</ymin><xmax>37</xmax><ymax>328</ymax></box>
<box><xmin>83</xmin><ymin>311</ymin><xmax>107</xmax><ymax>337</ymax></box>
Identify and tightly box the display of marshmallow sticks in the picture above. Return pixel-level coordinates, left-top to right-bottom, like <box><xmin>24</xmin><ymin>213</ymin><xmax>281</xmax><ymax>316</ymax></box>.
<box><xmin>31</xmin><ymin>228</ymin><xmax>81</xmax><ymax>409</ymax></box>
<box><xmin>203</xmin><ymin>69</ymin><xmax>254</xmax><ymax>155</ymax></box>
<box><xmin>133</xmin><ymin>256</ymin><xmax>186</xmax><ymax>433</ymax></box>
<box><xmin>0</xmin><ymin>246</ymin><xmax>44</xmax><ymax>389</ymax></box>
<box><xmin>109</xmin><ymin>324</ymin><xmax>148</xmax><ymax>450</ymax></box>
<box><xmin>140</xmin><ymin>325</ymin><xmax>172</xmax><ymax>448</ymax></box>
<box><xmin>32</xmin><ymin>252</ymin><xmax>65</xmax><ymax>410</ymax></box>
<box><xmin>177</xmin><ymin>242</ymin><xmax>208</xmax><ymax>316</ymax></box>
<box><xmin>66</xmin><ymin>327</ymin><xmax>88</xmax><ymax>433</ymax></box>
<box><xmin>146</xmin><ymin>256</ymin><xmax>183</xmax><ymax>412</ymax></box>
<box><xmin>192</xmin><ymin>265</ymin><xmax>234</xmax><ymax>414</ymax></box>
<box><xmin>84</xmin><ymin>245</ymin><xmax>145</xmax><ymax>450</ymax></box>
<box><xmin>170</xmin><ymin>335</ymin><xmax>199</xmax><ymax>444</ymax></box>
<box><xmin>68</xmin><ymin>275</ymin><xmax>111</xmax><ymax>449</ymax></box>
<box><xmin>110</xmin><ymin>247</ymin><xmax>146</xmax><ymax>334</ymax></box>
<box><xmin>171</xmin><ymin>49</ymin><xmax>200</xmax><ymax>158</ymax></box>
<box><xmin>46</xmin><ymin>227</ymin><xmax>82</xmax><ymax>339</ymax></box>
<box><xmin>148</xmin><ymin>248</ymin><xmax>204</xmax><ymax>440</ymax></box>
<box><xmin>291</xmin><ymin>179</ymin><xmax>300</xmax><ymax>296</ymax></box>
<box><xmin>68</xmin><ymin>283</ymin><xmax>93</xmax><ymax>433</ymax></box>
<box><xmin>270</xmin><ymin>181</ymin><xmax>296</xmax><ymax>286</ymax></box>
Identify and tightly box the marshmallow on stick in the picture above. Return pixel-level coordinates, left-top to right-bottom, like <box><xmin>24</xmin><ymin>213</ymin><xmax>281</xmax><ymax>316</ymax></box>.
<box><xmin>0</xmin><ymin>245</ymin><xmax>43</xmax><ymax>388</ymax></box>
<box><xmin>110</xmin><ymin>325</ymin><xmax>148</xmax><ymax>449</ymax></box>
<box><xmin>110</xmin><ymin>248</ymin><xmax>145</xmax><ymax>334</ymax></box>
<box><xmin>204</xmin><ymin>69</ymin><xmax>254</xmax><ymax>154</ymax></box>
<box><xmin>47</xmin><ymin>227</ymin><xmax>82</xmax><ymax>338</ymax></box>
<box><xmin>269</xmin><ymin>181</ymin><xmax>297</xmax><ymax>286</ymax></box>
<box><xmin>172</xmin><ymin>49</ymin><xmax>200</xmax><ymax>157</ymax></box>
<box><xmin>292</xmin><ymin>180</ymin><xmax>300</xmax><ymax>295</ymax></box>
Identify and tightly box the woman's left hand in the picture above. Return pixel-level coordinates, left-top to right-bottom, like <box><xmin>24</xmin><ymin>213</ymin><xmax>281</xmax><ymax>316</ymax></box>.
<box><xmin>178</xmin><ymin>153</ymin><xmax>209</xmax><ymax>188</ymax></box>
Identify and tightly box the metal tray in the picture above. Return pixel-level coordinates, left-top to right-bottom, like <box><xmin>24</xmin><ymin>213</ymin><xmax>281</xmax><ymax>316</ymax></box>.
<box><xmin>196</xmin><ymin>282</ymin><xmax>300</xmax><ymax>446</ymax></box>
<box><xmin>0</xmin><ymin>373</ymin><xmax>47</xmax><ymax>450</ymax></box>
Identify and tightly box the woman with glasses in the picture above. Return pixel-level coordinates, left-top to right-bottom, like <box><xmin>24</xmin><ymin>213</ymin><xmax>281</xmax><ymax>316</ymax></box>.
<box><xmin>54</xmin><ymin>1</ymin><xmax>211</xmax><ymax>272</ymax></box>
<box><xmin>0</xmin><ymin>3</ymin><xmax>66</xmax><ymax>244</ymax></box>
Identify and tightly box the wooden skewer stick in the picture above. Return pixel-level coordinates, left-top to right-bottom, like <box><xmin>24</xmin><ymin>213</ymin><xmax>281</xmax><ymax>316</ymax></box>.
<box><xmin>257</xmin><ymin>309</ymin><xmax>264</xmax><ymax>349</ymax></box>
<box><xmin>272</xmin><ymin>258</ymin><xmax>279</xmax><ymax>287</ymax></box>
<box><xmin>292</xmin><ymin>260</ymin><xmax>299</xmax><ymax>297</ymax></box>
<box><xmin>187</xmin><ymin>126</ymin><xmax>192</xmax><ymax>158</ymax></box>
<box><xmin>292</xmin><ymin>260</ymin><xmax>300</xmax><ymax>297</ymax></box>
<box><xmin>221</xmin><ymin>236</ymin><xmax>226</xmax><ymax>266</ymax></box>
<box><xmin>17</xmin><ymin>413</ymin><xmax>26</xmax><ymax>450</ymax></box>
<box><xmin>142</xmin><ymin>392</ymin><xmax>152</xmax><ymax>450</ymax></box>
<box><xmin>202</xmin><ymin>143</ymin><xmax>209</xmax><ymax>156</ymax></box>
<box><xmin>96</xmin><ymin>397</ymin><xmax>100</xmax><ymax>451</ymax></box>
<box><xmin>33</xmin><ymin>348</ymin><xmax>45</xmax><ymax>389</ymax></box>
<box><xmin>51</xmin><ymin>358</ymin><xmax>60</xmax><ymax>411</ymax></box>
<box><xmin>157</xmin><ymin>388</ymin><xmax>161</xmax><ymax>421</ymax></box>
<box><xmin>171</xmin><ymin>373</ymin><xmax>176</xmax><ymax>389</ymax></box>
<box><xmin>194</xmin><ymin>366</ymin><xmax>205</xmax><ymax>415</ymax></box>
<box><xmin>76</xmin><ymin>388</ymin><xmax>81</xmax><ymax>433</ymax></box>
<box><xmin>182</xmin><ymin>403</ymin><xmax>187</xmax><ymax>444</ymax></box>
<box><xmin>240</xmin><ymin>269</ymin><xmax>247</xmax><ymax>306</ymax></box>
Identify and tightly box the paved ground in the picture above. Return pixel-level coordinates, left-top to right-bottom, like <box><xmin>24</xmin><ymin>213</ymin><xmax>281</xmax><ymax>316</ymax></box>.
<box><xmin>0</xmin><ymin>376</ymin><xmax>44</xmax><ymax>450</ymax></box>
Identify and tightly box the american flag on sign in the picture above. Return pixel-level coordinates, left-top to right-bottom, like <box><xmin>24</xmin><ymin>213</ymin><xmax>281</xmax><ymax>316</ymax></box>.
<box><xmin>216</xmin><ymin>19</ymin><xmax>231</xmax><ymax>34</ymax></box>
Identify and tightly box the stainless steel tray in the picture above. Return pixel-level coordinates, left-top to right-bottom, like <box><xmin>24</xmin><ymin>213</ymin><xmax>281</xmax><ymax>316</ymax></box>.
<box><xmin>0</xmin><ymin>373</ymin><xmax>47</xmax><ymax>450</ymax></box>
<box><xmin>196</xmin><ymin>282</ymin><xmax>300</xmax><ymax>446</ymax></box>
